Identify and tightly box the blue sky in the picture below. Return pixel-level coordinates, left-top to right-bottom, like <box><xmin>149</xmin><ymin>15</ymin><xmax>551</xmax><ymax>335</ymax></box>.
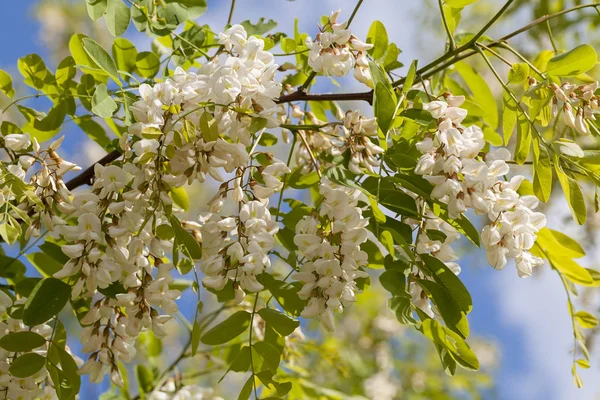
<box><xmin>1</xmin><ymin>1</ymin><xmax>599</xmax><ymax>399</ymax></box>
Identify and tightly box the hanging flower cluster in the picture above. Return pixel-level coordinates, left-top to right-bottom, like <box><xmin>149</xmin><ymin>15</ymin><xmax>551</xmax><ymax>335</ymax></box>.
<box><xmin>550</xmin><ymin>81</ymin><xmax>599</xmax><ymax>135</ymax></box>
<box><xmin>44</xmin><ymin>23</ymin><xmax>285</xmax><ymax>386</ymax></box>
<box><xmin>414</xmin><ymin>96</ymin><xmax>547</xmax><ymax>277</ymax></box>
<box><xmin>306</xmin><ymin>9</ymin><xmax>373</xmax><ymax>84</ymax></box>
<box><xmin>293</xmin><ymin>179</ymin><xmax>369</xmax><ymax>331</ymax></box>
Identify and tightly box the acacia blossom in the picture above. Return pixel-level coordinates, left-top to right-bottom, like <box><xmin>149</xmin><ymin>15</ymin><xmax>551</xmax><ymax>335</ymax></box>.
<box><xmin>306</xmin><ymin>9</ymin><xmax>374</xmax><ymax>85</ymax></box>
<box><xmin>293</xmin><ymin>179</ymin><xmax>369</xmax><ymax>331</ymax></box>
<box><xmin>414</xmin><ymin>96</ymin><xmax>546</xmax><ymax>278</ymax></box>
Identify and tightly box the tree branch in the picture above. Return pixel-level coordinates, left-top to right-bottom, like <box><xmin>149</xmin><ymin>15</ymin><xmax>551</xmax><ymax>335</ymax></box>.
<box><xmin>65</xmin><ymin>150</ymin><xmax>122</xmax><ymax>191</ymax></box>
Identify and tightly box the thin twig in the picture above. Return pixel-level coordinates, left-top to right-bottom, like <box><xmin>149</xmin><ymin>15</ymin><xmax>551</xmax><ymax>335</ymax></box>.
<box><xmin>226</xmin><ymin>0</ymin><xmax>237</xmax><ymax>26</ymax></box>
<box><xmin>347</xmin><ymin>0</ymin><xmax>365</xmax><ymax>27</ymax></box>
<box><xmin>438</xmin><ymin>0</ymin><xmax>456</xmax><ymax>50</ymax></box>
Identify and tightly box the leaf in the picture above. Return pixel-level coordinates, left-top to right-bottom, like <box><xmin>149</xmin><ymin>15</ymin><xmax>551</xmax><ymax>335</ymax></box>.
<box><xmin>56</xmin><ymin>56</ymin><xmax>76</xmax><ymax>87</ymax></box>
<box><xmin>240</xmin><ymin>18</ymin><xmax>277</xmax><ymax>35</ymax></box>
<box><xmin>169</xmin><ymin>215</ymin><xmax>202</xmax><ymax>259</ymax></box>
<box><xmin>170</xmin><ymin>186</ymin><xmax>189</xmax><ymax>211</ymax></box>
<box><xmin>374</xmin><ymin>82</ymin><xmax>396</xmax><ymax>135</ymax></box>
<box><xmin>259</xmin><ymin>274</ymin><xmax>305</xmax><ymax>317</ymax></box>
<box><xmin>546</xmin><ymin>45</ymin><xmax>598</xmax><ymax>77</ymax></box>
<box><xmin>548</xmin><ymin>255</ymin><xmax>593</xmax><ymax>285</ymax></box>
<box><xmin>48</xmin><ymin>344</ymin><xmax>81</xmax><ymax>398</ymax></box>
<box><xmin>191</xmin><ymin>317</ymin><xmax>202</xmax><ymax>356</ymax></box>
<box><xmin>112</xmin><ymin>38</ymin><xmax>138</xmax><ymax>75</ymax></box>
<box><xmin>575</xmin><ymin>311</ymin><xmax>598</xmax><ymax>329</ymax></box>
<box><xmin>105</xmin><ymin>0</ymin><xmax>131</xmax><ymax>36</ymax></box>
<box><xmin>17</xmin><ymin>54</ymin><xmax>48</xmax><ymax>89</ymax></box>
<box><xmin>555</xmin><ymin>162</ymin><xmax>586</xmax><ymax>225</ymax></box>
<box><xmin>421</xmin><ymin>254</ymin><xmax>472</xmax><ymax>314</ymax></box>
<box><xmin>508</xmin><ymin>63</ymin><xmax>530</xmax><ymax>84</ymax></box>
<box><xmin>515</xmin><ymin>115</ymin><xmax>531</xmax><ymax>164</ymax></box>
<box><xmin>0</xmin><ymin>69</ymin><xmax>15</xmax><ymax>98</ymax></box>
<box><xmin>533</xmin><ymin>145</ymin><xmax>552</xmax><ymax>202</ymax></box>
<box><xmin>0</xmin><ymin>331</ymin><xmax>46</xmax><ymax>352</ymax></box>
<box><xmin>446</xmin><ymin>0</ymin><xmax>478</xmax><ymax>7</ymax></box>
<box><xmin>502</xmin><ymin>92</ymin><xmax>518</xmax><ymax>144</ymax></box>
<box><xmin>9</xmin><ymin>353</ymin><xmax>45</xmax><ymax>378</ymax></box>
<box><xmin>418</xmin><ymin>279</ymin><xmax>470</xmax><ymax>338</ymax></box>
<box><xmin>69</xmin><ymin>34</ymin><xmax>107</xmax><ymax>82</ymax></box>
<box><xmin>201</xmin><ymin>311</ymin><xmax>252</xmax><ymax>345</ymax></box>
<box><xmin>135</xmin><ymin>365</ymin><xmax>154</xmax><ymax>395</ymax></box>
<box><xmin>82</xmin><ymin>38</ymin><xmax>121</xmax><ymax>85</ymax></box>
<box><xmin>167</xmin><ymin>0</ymin><xmax>206</xmax><ymax>18</ymax></box>
<box><xmin>135</xmin><ymin>52</ymin><xmax>160</xmax><ymax>78</ymax></box>
<box><xmin>199</xmin><ymin>112</ymin><xmax>219</xmax><ymax>142</ymax></box>
<box><xmin>455</xmin><ymin>61</ymin><xmax>498</xmax><ymax>128</ymax></box>
<box><xmin>238</xmin><ymin>375</ymin><xmax>255</xmax><ymax>400</ymax></box>
<box><xmin>86</xmin><ymin>0</ymin><xmax>107</xmax><ymax>21</ymax></box>
<box><xmin>75</xmin><ymin>116</ymin><xmax>112</xmax><ymax>149</ymax></box>
<box><xmin>228</xmin><ymin>346</ymin><xmax>251</xmax><ymax>373</ymax></box>
<box><xmin>0</xmin><ymin>255</ymin><xmax>26</xmax><ymax>281</ymax></box>
<box><xmin>258</xmin><ymin>308</ymin><xmax>300</xmax><ymax>336</ymax></box>
<box><xmin>366</xmin><ymin>21</ymin><xmax>388</xmax><ymax>60</ymax></box>
<box><xmin>33</xmin><ymin>101</ymin><xmax>68</xmax><ymax>132</ymax></box>
<box><xmin>22</xmin><ymin>278</ymin><xmax>71</xmax><ymax>326</ymax></box>
<box><xmin>379</xmin><ymin>269</ymin><xmax>406</xmax><ymax>295</ymax></box>
<box><xmin>402</xmin><ymin>60</ymin><xmax>417</xmax><ymax>94</ymax></box>
<box><xmin>26</xmin><ymin>252</ymin><xmax>63</xmax><ymax>278</ymax></box>
<box><xmin>253</xmin><ymin>341</ymin><xmax>281</xmax><ymax>371</ymax></box>
<box><xmin>92</xmin><ymin>83</ymin><xmax>118</xmax><ymax>118</ymax></box>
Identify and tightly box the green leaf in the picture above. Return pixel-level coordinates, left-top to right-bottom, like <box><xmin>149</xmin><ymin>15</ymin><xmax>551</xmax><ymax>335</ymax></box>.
<box><xmin>201</xmin><ymin>311</ymin><xmax>252</xmax><ymax>345</ymax></box>
<box><xmin>69</xmin><ymin>34</ymin><xmax>107</xmax><ymax>82</ymax></box>
<box><xmin>23</xmin><ymin>278</ymin><xmax>71</xmax><ymax>326</ymax></box>
<box><xmin>0</xmin><ymin>255</ymin><xmax>26</xmax><ymax>281</ymax></box>
<box><xmin>0</xmin><ymin>69</ymin><xmax>15</xmax><ymax>98</ymax></box>
<box><xmin>446</xmin><ymin>0</ymin><xmax>478</xmax><ymax>7</ymax></box>
<box><xmin>227</xmin><ymin>346</ymin><xmax>251</xmax><ymax>373</ymax></box>
<box><xmin>253</xmin><ymin>341</ymin><xmax>281</xmax><ymax>371</ymax></box>
<box><xmin>548</xmin><ymin>254</ymin><xmax>593</xmax><ymax>285</ymax></box>
<box><xmin>403</xmin><ymin>60</ymin><xmax>417</xmax><ymax>94</ymax></box>
<box><xmin>258</xmin><ymin>308</ymin><xmax>300</xmax><ymax>336</ymax></box>
<box><xmin>169</xmin><ymin>215</ymin><xmax>202</xmax><ymax>259</ymax></box>
<box><xmin>533</xmin><ymin>144</ymin><xmax>552</xmax><ymax>202</ymax></box>
<box><xmin>170</xmin><ymin>186</ymin><xmax>189</xmax><ymax>211</ymax></box>
<box><xmin>379</xmin><ymin>269</ymin><xmax>406</xmax><ymax>295</ymax></box>
<box><xmin>75</xmin><ymin>116</ymin><xmax>113</xmax><ymax>149</ymax></box>
<box><xmin>238</xmin><ymin>375</ymin><xmax>255</xmax><ymax>400</ymax></box>
<box><xmin>418</xmin><ymin>279</ymin><xmax>469</xmax><ymax>338</ymax></box>
<box><xmin>555</xmin><ymin>162</ymin><xmax>586</xmax><ymax>225</ymax></box>
<box><xmin>48</xmin><ymin>344</ymin><xmax>81</xmax><ymax>398</ymax></box>
<box><xmin>199</xmin><ymin>112</ymin><xmax>219</xmax><ymax>142</ymax></box>
<box><xmin>421</xmin><ymin>254</ymin><xmax>472</xmax><ymax>314</ymax></box>
<box><xmin>92</xmin><ymin>83</ymin><xmax>118</xmax><ymax>118</ymax></box>
<box><xmin>455</xmin><ymin>61</ymin><xmax>498</xmax><ymax>128</ymax></box>
<box><xmin>259</xmin><ymin>274</ymin><xmax>305</xmax><ymax>317</ymax></box>
<box><xmin>546</xmin><ymin>45</ymin><xmax>598</xmax><ymax>77</ymax></box>
<box><xmin>167</xmin><ymin>0</ymin><xmax>206</xmax><ymax>18</ymax></box>
<box><xmin>26</xmin><ymin>252</ymin><xmax>63</xmax><ymax>278</ymax></box>
<box><xmin>9</xmin><ymin>353</ymin><xmax>45</xmax><ymax>378</ymax></box>
<box><xmin>191</xmin><ymin>316</ymin><xmax>202</xmax><ymax>356</ymax></box>
<box><xmin>508</xmin><ymin>62</ymin><xmax>530</xmax><ymax>84</ymax></box>
<box><xmin>56</xmin><ymin>56</ymin><xmax>77</xmax><ymax>87</ymax></box>
<box><xmin>502</xmin><ymin>92</ymin><xmax>518</xmax><ymax>144</ymax></box>
<box><xmin>366</xmin><ymin>21</ymin><xmax>388</xmax><ymax>60</ymax></box>
<box><xmin>112</xmin><ymin>38</ymin><xmax>138</xmax><ymax>75</ymax></box>
<box><xmin>374</xmin><ymin>82</ymin><xmax>396</xmax><ymax>135</ymax></box>
<box><xmin>105</xmin><ymin>0</ymin><xmax>131</xmax><ymax>36</ymax></box>
<box><xmin>135</xmin><ymin>364</ymin><xmax>154</xmax><ymax>395</ymax></box>
<box><xmin>0</xmin><ymin>331</ymin><xmax>47</xmax><ymax>352</ymax></box>
<box><xmin>86</xmin><ymin>0</ymin><xmax>107</xmax><ymax>21</ymax></box>
<box><xmin>17</xmin><ymin>54</ymin><xmax>48</xmax><ymax>89</ymax></box>
<box><xmin>515</xmin><ymin>115</ymin><xmax>531</xmax><ymax>164</ymax></box>
<box><xmin>33</xmin><ymin>101</ymin><xmax>68</xmax><ymax>132</ymax></box>
<box><xmin>281</xmin><ymin>37</ymin><xmax>296</xmax><ymax>54</ymax></box>
<box><xmin>240</xmin><ymin>18</ymin><xmax>277</xmax><ymax>35</ymax></box>
<box><xmin>82</xmin><ymin>38</ymin><xmax>121</xmax><ymax>85</ymax></box>
<box><xmin>258</xmin><ymin>132</ymin><xmax>277</xmax><ymax>146</ymax></box>
<box><xmin>575</xmin><ymin>311</ymin><xmax>598</xmax><ymax>329</ymax></box>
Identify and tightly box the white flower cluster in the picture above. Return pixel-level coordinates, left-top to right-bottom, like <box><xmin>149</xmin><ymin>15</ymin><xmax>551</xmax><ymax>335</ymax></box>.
<box><xmin>415</xmin><ymin>97</ymin><xmax>547</xmax><ymax>277</ymax></box>
<box><xmin>293</xmin><ymin>179</ymin><xmax>369</xmax><ymax>331</ymax></box>
<box><xmin>306</xmin><ymin>9</ymin><xmax>373</xmax><ymax>85</ymax></box>
<box><xmin>1</xmin><ymin>135</ymin><xmax>79</xmax><ymax>240</ymax></box>
<box><xmin>332</xmin><ymin>110</ymin><xmax>384</xmax><ymax>174</ymax></box>
<box><xmin>196</xmin><ymin>160</ymin><xmax>289</xmax><ymax>295</ymax></box>
<box><xmin>550</xmin><ymin>81</ymin><xmax>599</xmax><ymax>135</ymax></box>
<box><xmin>46</xmin><ymin>24</ymin><xmax>283</xmax><ymax>386</ymax></box>
<box><xmin>0</xmin><ymin>295</ymin><xmax>81</xmax><ymax>400</ymax></box>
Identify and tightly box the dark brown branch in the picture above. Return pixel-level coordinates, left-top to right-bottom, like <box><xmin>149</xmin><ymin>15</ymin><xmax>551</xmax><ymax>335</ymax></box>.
<box><xmin>276</xmin><ymin>88</ymin><xmax>373</xmax><ymax>105</ymax></box>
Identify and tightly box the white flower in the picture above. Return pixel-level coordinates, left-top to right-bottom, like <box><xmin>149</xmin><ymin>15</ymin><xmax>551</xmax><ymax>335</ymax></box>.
<box><xmin>3</xmin><ymin>133</ymin><xmax>31</xmax><ymax>151</ymax></box>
